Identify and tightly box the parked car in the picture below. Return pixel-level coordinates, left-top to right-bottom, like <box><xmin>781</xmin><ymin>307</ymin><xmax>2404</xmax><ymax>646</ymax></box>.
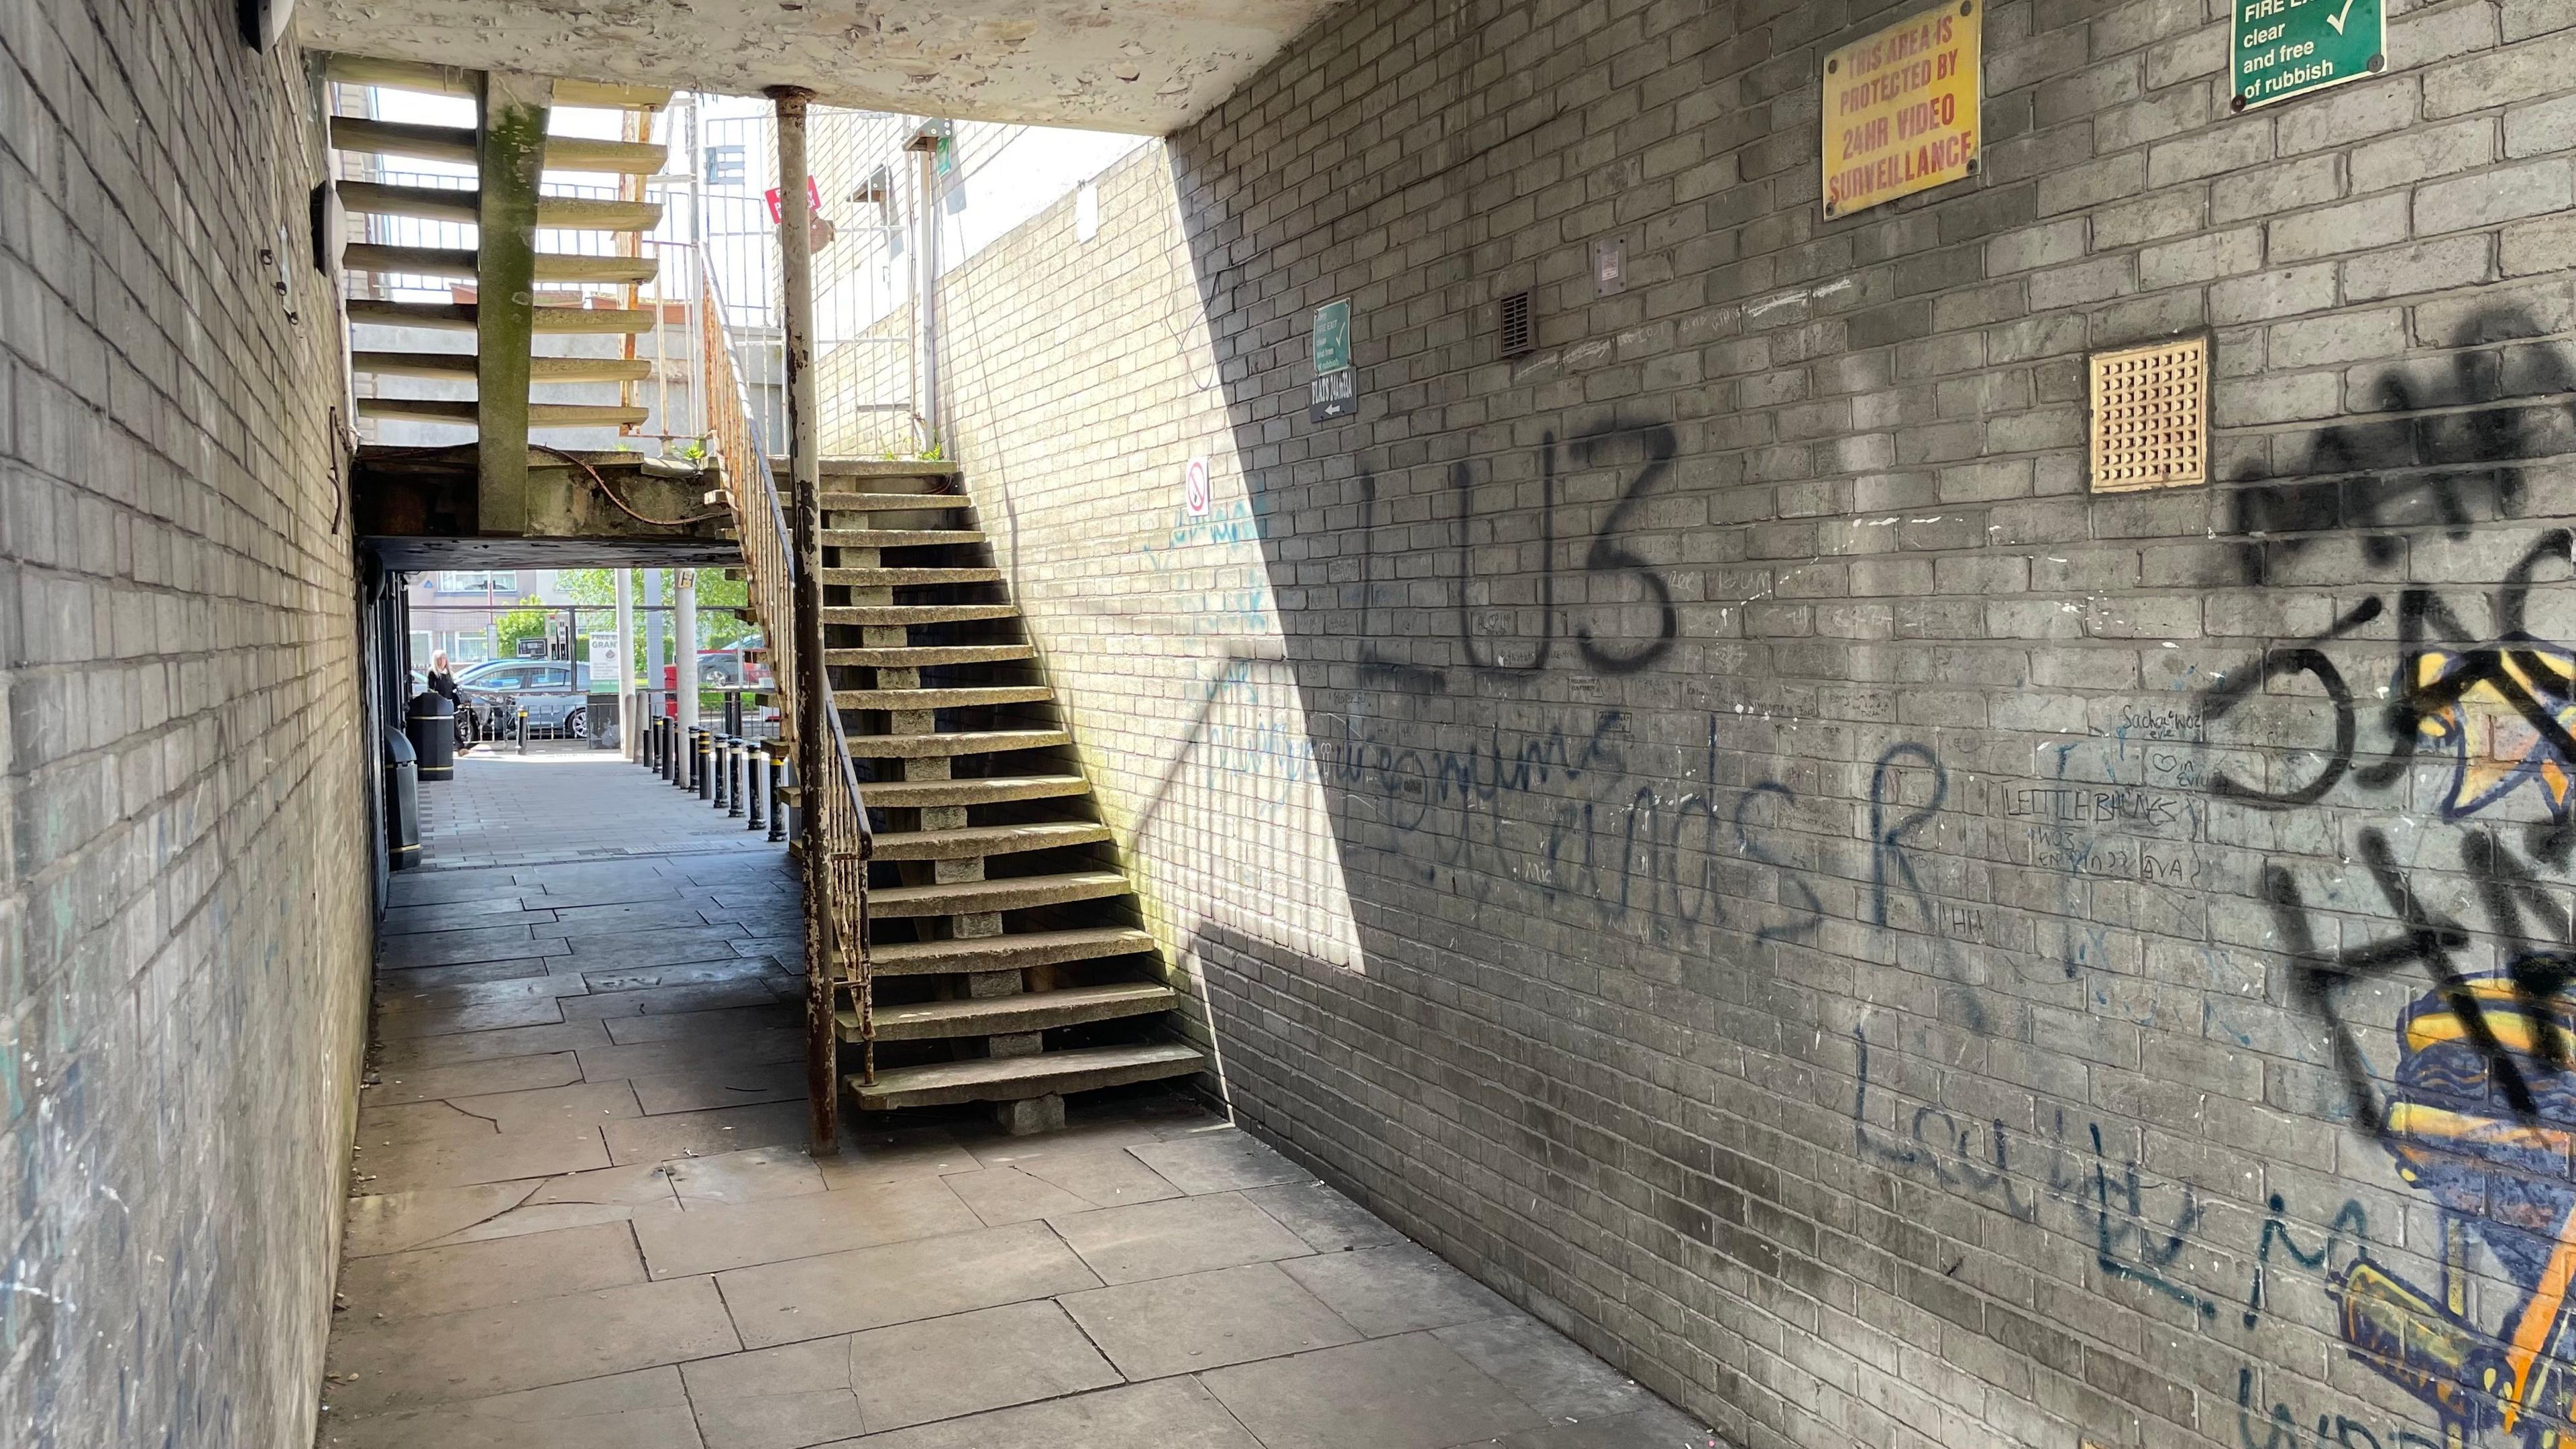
<box><xmin>456</xmin><ymin>661</ymin><xmax>593</xmax><ymax>740</ymax></box>
<box><xmin>693</xmin><ymin>637</ymin><xmax>772</xmax><ymax>689</ymax></box>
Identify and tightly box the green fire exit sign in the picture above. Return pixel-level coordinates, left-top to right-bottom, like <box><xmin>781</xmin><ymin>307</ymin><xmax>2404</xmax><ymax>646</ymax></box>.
<box><xmin>2233</xmin><ymin>0</ymin><xmax>2383</xmax><ymax>111</ymax></box>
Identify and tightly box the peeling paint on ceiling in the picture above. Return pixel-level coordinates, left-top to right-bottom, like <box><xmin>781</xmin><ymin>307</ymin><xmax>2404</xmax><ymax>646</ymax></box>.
<box><xmin>296</xmin><ymin>0</ymin><xmax>1347</xmax><ymax>133</ymax></box>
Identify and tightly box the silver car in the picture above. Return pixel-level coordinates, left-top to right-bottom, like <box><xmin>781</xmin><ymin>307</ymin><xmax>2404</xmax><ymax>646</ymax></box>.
<box><xmin>457</xmin><ymin>661</ymin><xmax>594</xmax><ymax>740</ymax></box>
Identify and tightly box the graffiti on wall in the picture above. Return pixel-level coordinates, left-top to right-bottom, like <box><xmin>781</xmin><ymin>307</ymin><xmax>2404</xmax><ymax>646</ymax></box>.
<box><xmin>1833</xmin><ymin>315</ymin><xmax>2576</xmax><ymax>1446</ymax></box>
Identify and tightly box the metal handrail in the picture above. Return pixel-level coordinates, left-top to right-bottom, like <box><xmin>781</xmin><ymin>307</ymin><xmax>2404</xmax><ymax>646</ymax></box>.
<box><xmin>700</xmin><ymin>254</ymin><xmax>878</xmax><ymax>1083</ymax></box>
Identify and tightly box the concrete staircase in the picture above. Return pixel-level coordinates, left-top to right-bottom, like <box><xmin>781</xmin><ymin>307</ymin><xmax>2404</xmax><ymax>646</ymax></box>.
<box><xmin>808</xmin><ymin>461</ymin><xmax>1202</xmax><ymax>1132</ymax></box>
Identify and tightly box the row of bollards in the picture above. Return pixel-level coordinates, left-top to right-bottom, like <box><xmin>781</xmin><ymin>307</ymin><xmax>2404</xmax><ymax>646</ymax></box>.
<box><xmin>639</xmin><ymin>713</ymin><xmax>787</xmax><ymax>841</ymax></box>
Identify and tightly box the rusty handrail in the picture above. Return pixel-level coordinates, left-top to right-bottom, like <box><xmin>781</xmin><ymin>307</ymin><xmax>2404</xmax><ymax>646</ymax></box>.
<box><xmin>699</xmin><ymin>255</ymin><xmax>877</xmax><ymax>1089</ymax></box>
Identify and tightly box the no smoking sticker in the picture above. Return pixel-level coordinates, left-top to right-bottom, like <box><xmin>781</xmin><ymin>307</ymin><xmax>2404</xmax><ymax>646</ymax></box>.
<box><xmin>1184</xmin><ymin>458</ymin><xmax>1210</xmax><ymax>518</ymax></box>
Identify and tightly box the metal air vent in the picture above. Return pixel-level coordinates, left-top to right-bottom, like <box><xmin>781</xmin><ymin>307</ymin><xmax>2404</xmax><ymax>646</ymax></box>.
<box><xmin>2088</xmin><ymin>335</ymin><xmax>2209</xmax><ymax>493</ymax></box>
<box><xmin>1499</xmin><ymin>291</ymin><xmax>1534</xmax><ymax>359</ymax></box>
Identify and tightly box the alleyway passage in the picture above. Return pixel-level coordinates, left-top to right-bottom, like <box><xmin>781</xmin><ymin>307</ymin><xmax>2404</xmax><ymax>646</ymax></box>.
<box><xmin>419</xmin><ymin>741</ymin><xmax>780</xmax><ymax>868</ymax></box>
<box><xmin>315</xmin><ymin>751</ymin><xmax>1712</xmax><ymax>1448</ymax></box>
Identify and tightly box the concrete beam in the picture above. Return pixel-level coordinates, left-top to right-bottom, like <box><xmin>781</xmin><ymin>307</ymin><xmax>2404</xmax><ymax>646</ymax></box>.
<box><xmin>299</xmin><ymin>0</ymin><xmax>1348</xmax><ymax>135</ymax></box>
<box><xmin>354</xmin><ymin>445</ymin><xmax>738</xmax><ymax>568</ymax></box>
<box><xmin>474</xmin><ymin>70</ymin><xmax>551</xmax><ymax>538</ymax></box>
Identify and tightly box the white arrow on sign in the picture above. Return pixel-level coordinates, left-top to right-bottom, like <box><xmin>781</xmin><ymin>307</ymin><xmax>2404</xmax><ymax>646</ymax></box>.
<box><xmin>2326</xmin><ymin>0</ymin><xmax>2357</xmax><ymax>33</ymax></box>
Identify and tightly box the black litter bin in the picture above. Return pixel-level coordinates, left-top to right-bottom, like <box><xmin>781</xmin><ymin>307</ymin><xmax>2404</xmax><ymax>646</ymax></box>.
<box><xmin>407</xmin><ymin>691</ymin><xmax>456</xmax><ymax>782</ymax></box>
<box><xmin>384</xmin><ymin>728</ymin><xmax>421</xmax><ymax>871</ymax></box>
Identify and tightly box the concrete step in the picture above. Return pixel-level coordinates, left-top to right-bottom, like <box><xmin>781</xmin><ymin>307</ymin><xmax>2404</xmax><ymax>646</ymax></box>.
<box><xmin>352</xmin><ymin>352</ymin><xmax>653</xmax><ymax>384</ymax></box>
<box><xmin>358</xmin><ymin>398</ymin><xmax>651</xmax><ymax>427</ymax></box>
<box><xmin>868</xmin><ymin>871</ymin><xmax>1129</xmax><ymax>918</ymax></box>
<box><xmin>869</xmin><ymin>926</ymin><xmax>1157</xmax><ymax>977</ymax></box>
<box><xmin>327</xmin><ymin>116</ymin><xmax>665</xmax><ymax>173</ymax></box>
<box><xmin>868</xmin><ymin>821</ymin><xmax>1111</xmax><ymax>861</ymax></box>
<box><xmin>346</xmin><ymin>299</ymin><xmax>655</xmax><ymax>334</ymax></box>
<box><xmin>818</xmin><ymin>566</ymin><xmax>1003</xmax><ymax>588</ymax></box>
<box><xmin>343</xmin><ymin>243</ymin><xmax>659</xmax><ymax>286</ymax></box>
<box><xmin>322</xmin><ymin>55</ymin><xmax>674</xmax><ymax>110</ymax></box>
<box><xmin>819</xmin><ymin>492</ymin><xmax>974</xmax><ymax>511</ymax></box>
<box><xmin>826</xmin><ymin>644</ymin><xmax>1035</xmax><ymax>668</ymax></box>
<box><xmin>822</xmin><ymin>604</ymin><xmax>1017</xmax><ymax>626</ymax></box>
<box><xmin>783</xmin><ymin>460</ymin><xmax>963</xmax><ymax>480</ymax></box>
<box><xmin>859</xmin><ymin>774</ymin><xmax>1089</xmax><ymax>808</ymax></box>
<box><xmin>835</xmin><ymin>685</ymin><xmax>1053</xmax><ymax>710</ymax></box>
<box><xmin>820</xmin><ymin>529</ymin><xmax>986</xmax><ymax>549</ymax></box>
<box><xmin>844</xmin><ymin>981</ymin><xmax>1179</xmax><ymax>1042</ymax></box>
<box><xmin>337</xmin><ymin>181</ymin><xmax>663</xmax><ymax>232</ymax></box>
<box><xmin>849</xmin><ymin>1042</ymin><xmax>1203</xmax><ymax>1109</ymax></box>
<box><xmin>845</xmin><ymin>729</ymin><xmax>1068</xmax><ymax>759</ymax></box>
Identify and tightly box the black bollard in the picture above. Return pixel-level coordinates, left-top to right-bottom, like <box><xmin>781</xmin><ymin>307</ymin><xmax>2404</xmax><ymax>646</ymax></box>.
<box><xmin>728</xmin><ymin>738</ymin><xmax>745</xmax><ymax>819</ymax></box>
<box><xmin>515</xmin><ymin>706</ymin><xmax>529</xmax><ymax>755</ymax></box>
<box><xmin>712</xmin><ymin>736</ymin><xmax>730</xmax><ymax>812</ymax></box>
<box><xmin>682</xmin><ymin>727</ymin><xmax>698</xmax><ymax>792</ymax></box>
<box><xmin>645</xmin><ymin>713</ymin><xmax>659</xmax><ymax>773</ymax></box>
<box><xmin>765</xmin><ymin>741</ymin><xmax>789</xmax><ymax>843</ymax></box>
<box><xmin>697</xmin><ymin>731</ymin><xmax>714</xmax><ymax>802</ymax></box>
<box><xmin>746</xmin><ymin>745</ymin><xmax>765</xmax><ymax>832</ymax></box>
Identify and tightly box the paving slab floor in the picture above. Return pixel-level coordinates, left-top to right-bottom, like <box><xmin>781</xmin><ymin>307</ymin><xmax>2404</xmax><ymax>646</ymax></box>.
<box><xmin>324</xmin><ymin>749</ymin><xmax>1717</xmax><ymax>1448</ymax></box>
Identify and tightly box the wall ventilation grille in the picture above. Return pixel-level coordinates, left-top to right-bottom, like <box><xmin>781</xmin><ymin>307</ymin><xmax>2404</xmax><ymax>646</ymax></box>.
<box><xmin>2088</xmin><ymin>335</ymin><xmax>2208</xmax><ymax>492</ymax></box>
<box><xmin>1499</xmin><ymin>291</ymin><xmax>1534</xmax><ymax>358</ymax></box>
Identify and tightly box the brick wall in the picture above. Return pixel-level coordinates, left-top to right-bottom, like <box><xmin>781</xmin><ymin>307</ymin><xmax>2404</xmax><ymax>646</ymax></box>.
<box><xmin>0</xmin><ymin>4</ymin><xmax>372</xmax><ymax>1444</ymax></box>
<box><xmin>842</xmin><ymin>0</ymin><xmax>2576</xmax><ymax>1444</ymax></box>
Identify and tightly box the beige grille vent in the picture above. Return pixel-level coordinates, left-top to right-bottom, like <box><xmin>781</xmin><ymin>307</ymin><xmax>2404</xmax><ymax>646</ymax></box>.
<box><xmin>2088</xmin><ymin>335</ymin><xmax>2208</xmax><ymax>493</ymax></box>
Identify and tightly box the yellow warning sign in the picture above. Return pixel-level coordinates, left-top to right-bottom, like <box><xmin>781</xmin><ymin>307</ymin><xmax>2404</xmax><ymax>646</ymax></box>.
<box><xmin>1821</xmin><ymin>1</ymin><xmax>1982</xmax><ymax>219</ymax></box>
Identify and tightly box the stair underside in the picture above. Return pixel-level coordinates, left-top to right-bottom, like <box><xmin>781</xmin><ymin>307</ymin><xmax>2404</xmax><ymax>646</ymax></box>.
<box><xmin>360</xmin><ymin>398</ymin><xmax>650</xmax><ymax>427</ymax></box>
<box><xmin>328</xmin><ymin>116</ymin><xmax>665</xmax><ymax>174</ymax></box>
<box><xmin>337</xmin><ymin>180</ymin><xmax>661</xmax><ymax>231</ymax></box>
<box><xmin>868</xmin><ymin>821</ymin><xmax>1111</xmax><ymax>861</ymax></box>
<box><xmin>869</xmin><ymin>926</ymin><xmax>1156</xmax><ymax>977</ymax></box>
<box><xmin>849</xmin><ymin>1042</ymin><xmax>1203</xmax><ymax>1110</ymax></box>
<box><xmin>820</xmin><ymin>566</ymin><xmax>1002</xmax><ymax>587</ymax></box>
<box><xmin>824</xmin><ymin>604</ymin><xmax>1016</xmax><ymax>626</ymax></box>
<box><xmin>836</xmin><ymin>686</ymin><xmax>1053</xmax><ymax>710</ymax></box>
<box><xmin>347</xmin><ymin>300</ymin><xmax>655</xmax><ymax>334</ymax></box>
<box><xmin>826</xmin><ymin>645</ymin><xmax>1034</xmax><ymax>667</ymax></box>
<box><xmin>353</xmin><ymin>352</ymin><xmax>651</xmax><ymax>383</ymax></box>
<box><xmin>820</xmin><ymin>492</ymin><xmax>973</xmax><ymax>511</ymax></box>
<box><xmin>867</xmin><ymin>871</ymin><xmax>1130</xmax><ymax>918</ymax></box>
<box><xmin>846</xmin><ymin>729</ymin><xmax>1067</xmax><ymax>759</ymax></box>
<box><xmin>821</xmin><ymin>529</ymin><xmax>985</xmax><ymax>548</ymax></box>
<box><xmin>845</xmin><ymin>981</ymin><xmax>1179</xmax><ymax>1042</ymax></box>
<box><xmin>344</xmin><ymin>243</ymin><xmax>657</xmax><ymax>286</ymax></box>
<box><xmin>857</xmin><ymin>775</ymin><xmax>1089</xmax><ymax>808</ymax></box>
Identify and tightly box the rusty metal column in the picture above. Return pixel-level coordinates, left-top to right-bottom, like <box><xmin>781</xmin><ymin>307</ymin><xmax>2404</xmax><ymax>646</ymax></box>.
<box><xmin>771</xmin><ymin>85</ymin><xmax>838</xmax><ymax>1156</ymax></box>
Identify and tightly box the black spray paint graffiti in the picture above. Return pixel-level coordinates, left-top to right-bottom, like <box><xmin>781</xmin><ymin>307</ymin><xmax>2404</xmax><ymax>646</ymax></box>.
<box><xmin>2197</xmin><ymin>315</ymin><xmax>2576</xmax><ymax>1443</ymax></box>
<box><xmin>1358</xmin><ymin>418</ymin><xmax>1683</xmax><ymax>690</ymax></box>
<box><xmin>2227</xmin><ymin>323</ymin><xmax>2576</xmax><ymax>587</ymax></box>
<box><xmin>1308</xmin><ymin>707</ymin><xmax>1825</xmax><ymax>947</ymax></box>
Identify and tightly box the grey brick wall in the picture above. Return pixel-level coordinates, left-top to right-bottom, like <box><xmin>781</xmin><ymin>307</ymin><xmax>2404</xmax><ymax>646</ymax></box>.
<box><xmin>0</xmin><ymin>5</ymin><xmax>372</xmax><ymax>1445</ymax></box>
<box><xmin>826</xmin><ymin>0</ymin><xmax>2576</xmax><ymax>1444</ymax></box>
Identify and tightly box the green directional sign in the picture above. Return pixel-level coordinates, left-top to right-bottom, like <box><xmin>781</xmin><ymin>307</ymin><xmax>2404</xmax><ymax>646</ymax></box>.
<box><xmin>1311</xmin><ymin>299</ymin><xmax>1352</xmax><ymax>376</ymax></box>
<box><xmin>2233</xmin><ymin>0</ymin><xmax>2383</xmax><ymax>111</ymax></box>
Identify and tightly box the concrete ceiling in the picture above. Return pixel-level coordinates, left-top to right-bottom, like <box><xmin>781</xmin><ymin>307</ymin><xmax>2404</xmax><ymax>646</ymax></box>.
<box><xmin>295</xmin><ymin>0</ymin><xmax>1344</xmax><ymax>134</ymax></box>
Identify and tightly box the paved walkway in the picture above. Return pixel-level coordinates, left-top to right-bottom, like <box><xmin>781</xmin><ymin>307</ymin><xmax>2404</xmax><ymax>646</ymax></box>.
<box><xmin>322</xmin><ymin>752</ymin><xmax>1713</xmax><ymax>1449</ymax></box>
<box><xmin>419</xmin><ymin>740</ymin><xmax>778</xmax><ymax>868</ymax></box>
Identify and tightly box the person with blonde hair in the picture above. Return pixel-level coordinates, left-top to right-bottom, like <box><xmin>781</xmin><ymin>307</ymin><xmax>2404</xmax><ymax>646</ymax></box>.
<box><xmin>426</xmin><ymin>650</ymin><xmax>470</xmax><ymax>753</ymax></box>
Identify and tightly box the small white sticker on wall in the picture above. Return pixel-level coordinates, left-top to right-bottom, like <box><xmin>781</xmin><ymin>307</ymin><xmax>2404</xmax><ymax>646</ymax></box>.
<box><xmin>1184</xmin><ymin>457</ymin><xmax>1210</xmax><ymax>517</ymax></box>
<box><xmin>1075</xmin><ymin>182</ymin><xmax>1099</xmax><ymax>242</ymax></box>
